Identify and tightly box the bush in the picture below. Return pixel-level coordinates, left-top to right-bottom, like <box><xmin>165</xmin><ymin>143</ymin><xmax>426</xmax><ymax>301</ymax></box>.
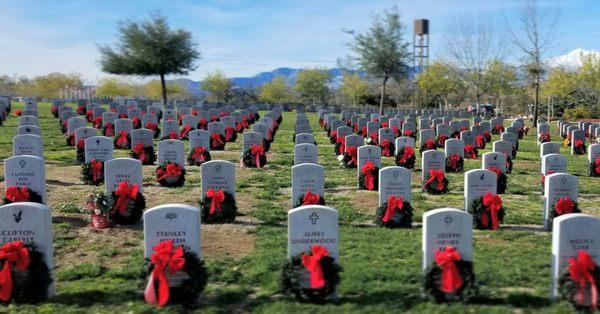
<box><xmin>563</xmin><ymin>105</ymin><xmax>593</xmax><ymax>119</ymax></box>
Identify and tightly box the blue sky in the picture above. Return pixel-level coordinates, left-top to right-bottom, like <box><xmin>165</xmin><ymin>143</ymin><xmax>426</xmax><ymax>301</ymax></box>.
<box><xmin>1</xmin><ymin>0</ymin><xmax>598</xmax><ymax>83</ymax></box>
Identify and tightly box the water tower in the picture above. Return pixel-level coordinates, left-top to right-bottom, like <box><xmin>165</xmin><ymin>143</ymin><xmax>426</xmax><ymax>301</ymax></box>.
<box><xmin>412</xmin><ymin>19</ymin><xmax>430</xmax><ymax>109</ymax></box>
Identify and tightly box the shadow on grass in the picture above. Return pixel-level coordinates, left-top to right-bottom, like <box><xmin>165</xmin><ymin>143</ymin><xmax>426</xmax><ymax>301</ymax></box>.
<box><xmin>51</xmin><ymin>289</ymin><xmax>140</xmax><ymax>306</ymax></box>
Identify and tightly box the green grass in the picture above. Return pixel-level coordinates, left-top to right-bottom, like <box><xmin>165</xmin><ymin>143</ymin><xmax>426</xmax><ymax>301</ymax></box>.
<box><xmin>0</xmin><ymin>102</ymin><xmax>597</xmax><ymax>313</ymax></box>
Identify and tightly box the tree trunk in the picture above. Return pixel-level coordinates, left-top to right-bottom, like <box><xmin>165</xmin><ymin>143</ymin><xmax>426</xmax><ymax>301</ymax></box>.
<box><xmin>160</xmin><ymin>73</ymin><xmax>167</xmax><ymax>106</ymax></box>
<box><xmin>533</xmin><ymin>72</ymin><xmax>540</xmax><ymax>127</ymax></box>
<box><xmin>444</xmin><ymin>98</ymin><xmax>448</xmax><ymax>111</ymax></box>
<box><xmin>379</xmin><ymin>76</ymin><xmax>388</xmax><ymax>115</ymax></box>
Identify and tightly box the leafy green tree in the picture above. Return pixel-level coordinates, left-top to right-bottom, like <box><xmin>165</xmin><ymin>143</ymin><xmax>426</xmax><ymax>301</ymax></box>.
<box><xmin>99</xmin><ymin>15</ymin><xmax>199</xmax><ymax>105</ymax></box>
<box><xmin>417</xmin><ymin>61</ymin><xmax>460</xmax><ymax>109</ymax></box>
<box><xmin>21</xmin><ymin>73</ymin><xmax>83</xmax><ymax>98</ymax></box>
<box><xmin>484</xmin><ymin>60</ymin><xmax>519</xmax><ymax>110</ymax></box>
<box><xmin>340</xmin><ymin>73</ymin><xmax>369</xmax><ymax>105</ymax></box>
<box><xmin>201</xmin><ymin>70</ymin><xmax>232</xmax><ymax>103</ymax></box>
<box><xmin>96</xmin><ymin>78</ymin><xmax>134</xmax><ymax>97</ymax></box>
<box><xmin>294</xmin><ymin>68</ymin><xmax>330</xmax><ymax>105</ymax></box>
<box><xmin>345</xmin><ymin>7</ymin><xmax>411</xmax><ymax>114</ymax></box>
<box><xmin>144</xmin><ymin>80</ymin><xmax>182</xmax><ymax>99</ymax></box>
<box><xmin>259</xmin><ymin>76</ymin><xmax>292</xmax><ymax>104</ymax></box>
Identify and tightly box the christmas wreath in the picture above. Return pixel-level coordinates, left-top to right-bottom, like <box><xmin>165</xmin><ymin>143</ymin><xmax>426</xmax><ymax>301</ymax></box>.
<box><xmin>359</xmin><ymin>161</ymin><xmax>379</xmax><ymax>191</ymax></box>
<box><xmin>487</xmin><ymin>167</ymin><xmax>507</xmax><ymax>194</ymax></box>
<box><xmin>144</xmin><ymin>240</ymin><xmax>207</xmax><ymax>307</ymax></box>
<box><xmin>293</xmin><ymin>190</ymin><xmax>325</xmax><ymax>208</ymax></box>
<box><xmin>550</xmin><ymin>196</ymin><xmax>581</xmax><ymax>221</ymax></box>
<box><xmin>464</xmin><ymin>145</ymin><xmax>478</xmax><ymax>159</ymax></box>
<box><xmin>420</xmin><ymin>138</ymin><xmax>437</xmax><ymax>153</ymax></box>
<box><xmin>437</xmin><ymin>135</ymin><xmax>449</xmax><ymax>148</ymax></box>
<box><xmin>3</xmin><ymin>186</ymin><xmax>43</xmax><ymax>205</ymax></box>
<box><xmin>366</xmin><ymin>133</ymin><xmax>378</xmax><ymax>146</ymax></box>
<box><xmin>132</xmin><ymin>117</ymin><xmax>141</xmax><ymax>129</ymax></box>
<box><xmin>476</xmin><ymin>135</ymin><xmax>486</xmax><ymax>150</ymax></box>
<box><xmin>200</xmin><ymin>188</ymin><xmax>237</xmax><ymax>224</ymax></box>
<box><xmin>225</xmin><ymin>126</ymin><xmax>237</xmax><ymax>142</ymax></box>
<box><xmin>558</xmin><ymin>250</ymin><xmax>600</xmax><ymax>311</ymax></box>
<box><xmin>210</xmin><ymin>133</ymin><xmax>226</xmax><ymax>151</ymax></box>
<box><xmin>469</xmin><ymin>192</ymin><xmax>504</xmax><ymax>230</ymax></box>
<box><xmin>156</xmin><ymin>162</ymin><xmax>186</xmax><ymax>188</ymax></box>
<box><xmin>76</xmin><ymin>139</ymin><xmax>86</xmax><ymax>164</ymax></box>
<box><xmin>334</xmin><ymin>137</ymin><xmax>345</xmax><ymax>156</ymax></box>
<box><xmin>424</xmin><ymin>247</ymin><xmax>477</xmax><ymax>302</ymax></box>
<box><xmin>114</xmin><ymin>131</ymin><xmax>131</xmax><ymax>149</ymax></box>
<box><xmin>375</xmin><ymin>195</ymin><xmax>413</xmax><ymax>228</ymax></box>
<box><xmin>179</xmin><ymin>125</ymin><xmax>194</xmax><ymax>140</ymax></box>
<box><xmin>60</xmin><ymin>120</ymin><xmax>68</xmax><ymax>134</ymax></box>
<box><xmin>328</xmin><ymin>130</ymin><xmax>337</xmax><ymax>144</ymax></box>
<box><xmin>102</xmin><ymin>122</ymin><xmax>115</xmax><ymax>137</ymax></box>
<box><xmin>161</xmin><ymin>131</ymin><xmax>179</xmax><ymax>141</ymax></box>
<box><xmin>590</xmin><ymin>157</ymin><xmax>600</xmax><ymax>177</ymax></box>
<box><xmin>403</xmin><ymin>129</ymin><xmax>416</xmax><ymax>139</ymax></box>
<box><xmin>379</xmin><ymin>139</ymin><xmax>395</xmax><ymax>157</ymax></box>
<box><xmin>187</xmin><ymin>147</ymin><xmax>211</xmax><ymax>166</ymax></box>
<box><xmin>539</xmin><ymin>132</ymin><xmax>551</xmax><ymax>143</ymax></box>
<box><xmin>395</xmin><ymin>146</ymin><xmax>416</xmax><ymax>169</ymax></box>
<box><xmin>51</xmin><ymin>106</ymin><xmax>59</xmax><ymax>118</ymax></box>
<box><xmin>66</xmin><ymin>134</ymin><xmax>75</xmax><ymax>147</ymax></box>
<box><xmin>84</xmin><ymin>192</ymin><xmax>113</xmax><ymax>229</ymax></box>
<box><xmin>131</xmin><ymin>143</ymin><xmax>156</xmax><ymax>165</ymax></box>
<box><xmin>242</xmin><ymin>144</ymin><xmax>267</xmax><ymax>168</ymax></box>
<box><xmin>145</xmin><ymin>122</ymin><xmax>160</xmax><ymax>139</ymax></box>
<box><xmin>339</xmin><ymin>147</ymin><xmax>358</xmax><ymax>168</ymax></box>
<box><xmin>423</xmin><ymin>169</ymin><xmax>449</xmax><ymax>194</ymax></box>
<box><xmin>109</xmin><ymin>181</ymin><xmax>145</xmax><ymax>225</ymax></box>
<box><xmin>450</xmin><ymin>131</ymin><xmax>460</xmax><ymax>139</ymax></box>
<box><xmin>492</xmin><ymin>124</ymin><xmax>504</xmax><ymax>134</ymax></box>
<box><xmin>76</xmin><ymin>105</ymin><xmax>86</xmax><ymax>115</ymax></box>
<box><xmin>81</xmin><ymin>159</ymin><xmax>105</xmax><ymax>186</ymax></box>
<box><xmin>505</xmin><ymin>154</ymin><xmax>514</xmax><ymax>174</ymax></box>
<box><xmin>445</xmin><ymin>154</ymin><xmax>464</xmax><ymax>173</ymax></box>
<box><xmin>574</xmin><ymin>140</ymin><xmax>587</xmax><ymax>155</ymax></box>
<box><xmin>0</xmin><ymin>241</ymin><xmax>53</xmax><ymax>304</ymax></box>
<box><xmin>281</xmin><ymin>245</ymin><xmax>342</xmax><ymax>304</ymax></box>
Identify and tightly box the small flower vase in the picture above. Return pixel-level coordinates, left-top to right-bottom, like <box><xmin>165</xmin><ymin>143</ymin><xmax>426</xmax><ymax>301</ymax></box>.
<box><xmin>91</xmin><ymin>214</ymin><xmax>110</xmax><ymax>229</ymax></box>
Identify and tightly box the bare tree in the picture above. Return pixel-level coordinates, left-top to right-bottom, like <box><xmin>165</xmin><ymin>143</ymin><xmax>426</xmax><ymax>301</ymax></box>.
<box><xmin>443</xmin><ymin>14</ymin><xmax>506</xmax><ymax>106</ymax></box>
<box><xmin>507</xmin><ymin>0</ymin><xmax>560</xmax><ymax>126</ymax></box>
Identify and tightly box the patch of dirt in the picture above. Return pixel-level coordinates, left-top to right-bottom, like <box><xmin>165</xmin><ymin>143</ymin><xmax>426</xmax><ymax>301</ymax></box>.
<box><xmin>201</xmin><ymin>224</ymin><xmax>257</xmax><ymax>259</ymax></box>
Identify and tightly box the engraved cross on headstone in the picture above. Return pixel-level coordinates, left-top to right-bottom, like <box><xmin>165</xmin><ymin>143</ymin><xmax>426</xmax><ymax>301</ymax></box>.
<box><xmin>309</xmin><ymin>213</ymin><xmax>319</xmax><ymax>225</ymax></box>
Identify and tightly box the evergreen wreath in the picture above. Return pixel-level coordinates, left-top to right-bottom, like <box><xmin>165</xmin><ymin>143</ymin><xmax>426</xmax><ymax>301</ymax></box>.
<box><xmin>395</xmin><ymin>146</ymin><xmax>416</xmax><ymax>169</ymax></box>
<box><xmin>0</xmin><ymin>242</ymin><xmax>53</xmax><ymax>304</ymax></box>
<box><xmin>423</xmin><ymin>170</ymin><xmax>449</xmax><ymax>195</ymax></box>
<box><xmin>200</xmin><ymin>190</ymin><xmax>237</xmax><ymax>224</ymax></box>
<box><xmin>114</xmin><ymin>132</ymin><xmax>131</xmax><ymax>150</ymax></box>
<box><xmin>505</xmin><ymin>156</ymin><xmax>514</xmax><ymax>174</ymax></box>
<box><xmin>339</xmin><ymin>150</ymin><xmax>358</xmax><ymax>169</ymax></box>
<box><xmin>224</xmin><ymin>127</ymin><xmax>238</xmax><ymax>142</ymax></box>
<box><xmin>3</xmin><ymin>186</ymin><xmax>43</xmax><ymax>205</ymax></box>
<box><xmin>358</xmin><ymin>162</ymin><xmax>379</xmax><ymax>191</ymax></box>
<box><xmin>101</xmin><ymin>123</ymin><xmax>115</xmax><ymax>137</ymax></box>
<box><xmin>81</xmin><ymin>159</ymin><xmax>105</xmax><ymax>186</ymax></box>
<box><xmin>280</xmin><ymin>246</ymin><xmax>342</xmax><ymax>304</ymax></box>
<box><xmin>590</xmin><ymin>158</ymin><xmax>600</xmax><ymax>177</ymax></box>
<box><xmin>293</xmin><ymin>192</ymin><xmax>326</xmax><ymax>208</ymax></box>
<box><xmin>109</xmin><ymin>184</ymin><xmax>146</xmax><ymax>225</ymax></box>
<box><xmin>66</xmin><ymin>134</ymin><xmax>75</xmax><ymax>147</ymax></box>
<box><xmin>558</xmin><ymin>250</ymin><xmax>600</xmax><ymax>311</ymax></box>
<box><xmin>550</xmin><ymin>197</ymin><xmax>581</xmax><ymax>221</ymax></box>
<box><xmin>487</xmin><ymin>167</ymin><xmax>507</xmax><ymax>194</ymax></box>
<box><xmin>155</xmin><ymin>162</ymin><xmax>186</xmax><ymax>188</ymax></box>
<box><xmin>76</xmin><ymin>141</ymin><xmax>86</xmax><ymax>164</ymax></box>
<box><xmin>424</xmin><ymin>248</ymin><xmax>477</xmax><ymax>303</ymax></box>
<box><xmin>161</xmin><ymin>132</ymin><xmax>180</xmax><ymax>141</ymax></box>
<box><xmin>379</xmin><ymin>140</ymin><xmax>395</xmax><ymax>157</ymax></box>
<box><xmin>209</xmin><ymin>133</ymin><xmax>226</xmax><ymax>151</ymax></box>
<box><xmin>144</xmin><ymin>123</ymin><xmax>160</xmax><ymax>139</ymax></box>
<box><xmin>131</xmin><ymin>144</ymin><xmax>156</xmax><ymax>166</ymax></box>
<box><xmin>445</xmin><ymin>154</ymin><xmax>464</xmax><ymax>173</ymax></box>
<box><xmin>187</xmin><ymin>147</ymin><xmax>212</xmax><ymax>166</ymax></box>
<box><xmin>420</xmin><ymin>139</ymin><xmax>437</xmax><ymax>154</ymax></box>
<box><xmin>573</xmin><ymin>140</ymin><xmax>587</xmax><ymax>155</ymax></box>
<box><xmin>375</xmin><ymin>198</ymin><xmax>413</xmax><ymax>228</ymax></box>
<box><xmin>242</xmin><ymin>146</ymin><xmax>267</xmax><ymax>168</ymax></box>
<box><xmin>469</xmin><ymin>195</ymin><xmax>505</xmax><ymax>230</ymax></box>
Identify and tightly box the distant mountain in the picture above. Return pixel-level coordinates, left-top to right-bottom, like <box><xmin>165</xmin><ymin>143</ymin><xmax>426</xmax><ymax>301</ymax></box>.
<box><xmin>544</xmin><ymin>48</ymin><xmax>600</xmax><ymax>69</ymax></box>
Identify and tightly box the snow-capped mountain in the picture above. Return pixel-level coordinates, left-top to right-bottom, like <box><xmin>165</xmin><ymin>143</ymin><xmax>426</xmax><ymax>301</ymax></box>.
<box><xmin>545</xmin><ymin>48</ymin><xmax>600</xmax><ymax>69</ymax></box>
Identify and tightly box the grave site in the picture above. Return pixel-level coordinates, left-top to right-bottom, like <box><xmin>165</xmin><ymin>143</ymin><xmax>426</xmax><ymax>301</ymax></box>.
<box><xmin>0</xmin><ymin>99</ymin><xmax>599</xmax><ymax>313</ymax></box>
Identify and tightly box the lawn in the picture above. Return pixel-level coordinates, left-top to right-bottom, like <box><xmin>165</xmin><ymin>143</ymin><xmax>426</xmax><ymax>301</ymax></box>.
<box><xmin>0</xmin><ymin>102</ymin><xmax>597</xmax><ymax>313</ymax></box>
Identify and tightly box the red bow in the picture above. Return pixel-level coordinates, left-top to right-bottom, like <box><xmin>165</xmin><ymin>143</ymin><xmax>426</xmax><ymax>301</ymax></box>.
<box><xmin>434</xmin><ymin>247</ymin><xmax>463</xmax><ymax>293</ymax></box>
<box><xmin>361</xmin><ymin>161</ymin><xmax>377</xmax><ymax>190</ymax></box>
<box><xmin>206</xmin><ymin>188</ymin><xmax>225</xmax><ymax>215</ymax></box>
<box><xmin>133</xmin><ymin>143</ymin><xmax>147</xmax><ymax>162</ymax></box>
<box><xmin>494</xmin><ymin>125</ymin><xmax>504</xmax><ymax>133</ymax></box>
<box><xmin>211</xmin><ymin>133</ymin><xmax>224</xmax><ymax>147</ymax></box>
<box><xmin>575</xmin><ymin>140</ymin><xmax>585</xmax><ymax>153</ymax></box>
<box><xmin>488</xmin><ymin>166</ymin><xmax>503</xmax><ymax>178</ymax></box>
<box><xmin>192</xmin><ymin>147</ymin><xmax>207</xmax><ymax>162</ymax></box>
<box><xmin>302</xmin><ymin>190</ymin><xmax>321</xmax><ymax>205</ymax></box>
<box><xmin>225</xmin><ymin>126</ymin><xmax>235</xmax><ymax>141</ymax></box>
<box><xmin>425</xmin><ymin>138</ymin><xmax>436</xmax><ymax>149</ymax></box>
<box><xmin>179</xmin><ymin>125</ymin><xmax>192</xmax><ymax>139</ymax></box>
<box><xmin>438</xmin><ymin>135</ymin><xmax>448</xmax><ymax>147</ymax></box>
<box><xmin>369</xmin><ymin>132</ymin><xmax>378</xmax><ymax>143</ymax></box>
<box><xmin>330</xmin><ymin>130</ymin><xmax>337</xmax><ymax>141</ymax></box>
<box><xmin>116</xmin><ymin>131</ymin><xmax>129</xmax><ymax>147</ymax></box>
<box><xmin>77</xmin><ymin>139</ymin><xmax>85</xmax><ymax>149</ymax></box>
<box><xmin>425</xmin><ymin>169</ymin><xmax>445</xmax><ymax>191</ymax></box>
<box><xmin>104</xmin><ymin>123</ymin><xmax>114</xmax><ymax>136</ymax></box>
<box><xmin>595</xmin><ymin>157</ymin><xmax>600</xmax><ymax>175</ymax></box>
<box><xmin>380</xmin><ymin>140</ymin><xmax>391</xmax><ymax>156</ymax></box>
<box><xmin>391</xmin><ymin>125</ymin><xmax>399</xmax><ymax>137</ymax></box>
<box><xmin>403</xmin><ymin>129</ymin><xmax>413</xmax><ymax>137</ymax></box>
<box><xmin>476</xmin><ymin>135</ymin><xmax>485</xmax><ymax>149</ymax></box>
<box><xmin>114</xmin><ymin>181</ymin><xmax>139</xmax><ymax>215</ymax></box>
<box><xmin>90</xmin><ymin>159</ymin><xmax>103</xmax><ymax>183</ymax></box>
<box><xmin>211</xmin><ymin>115</ymin><xmax>219</xmax><ymax>122</ymax></box>
<box><xmin>144</xmin><ymin>241</ymin><xmax>186</xmax><ymax>307</ymax></box>
<box><xmin>346</xmin><ymin>146</ymin><xmax>358</xmax><ymax>166</ymax></box>
<box><xmin>482</xmin><ymin>192</ymin><xmax>502</xmax><ymax>230</ymax></box>
<box><xmin>568</xmin><ymin>250</ymin><xmax>598</xmax><ymax>309</ymax></box>
<box><xmin>241</xmin><ymin>117</ymin><xmax>249</xmax><ymax>129</ymax></box>
<box><xmin>483</xmin><ymin>131</ymin><xmax>490</xmax><ymax>139</ymax></box>
<box><xmin>133</xmin><ymin>117</ymin><xmax>140</xmax><ymax>127</ymax></box>
<box><xmin>400</xmin><ymin>146</ymin><xmax>415</xmax><ymax>164</ymax></box>
<box><xmin>145</xmin><ymin>122</ymin><xmax>157</xmax><ymax>131</ymax></box>
<box><xmin>555</xmin><ymin>196</ymin><xmax>575</xmax><ymax>215</ymax></box>
<box><xmin>119</xmin><ymin>114</ymin><xmax>128</xmax><ymax>119</ymax></box>
<box><xmin>336</xmin><ymin>137</ymin><xmax>345</xmax><ymax>155</ymax></box>
<box><xmin>0</xmin><ymin>241</ymin><xmax>31</xmax><ymax>301</ymax></box>
<box><xmin>93</xmin><ymin>117</ymin><xmax>103</xmax><ymax>128</ymax></box>
<box><xmin>168</xmin><ymin>132</ymin><xmax>178</xmax><ymax>140</ymax></box>
<box><xmin>464</xmin><ymin>145</ymin><xmax>476</xmax><ymax>159</ymax></box>
<box><xmin>198</xmin><ymin>118</ymin><xmax>208</xmax><ymax>128</ymax></box>
<box><xmin>448</xmin><ymin>154</ymin><xmax>461</xmax><ymax>170</ymax></box>
<box><xmin>382</xmin><ymin>195</ymin><xmax>404</xmax><ymax>222</ymax></box>
<box><xmin>156</xmin><ymin>164</ymin><xmax>183</xmax><ymax>182</ymax></box>
<box><xmin>250</xmin><ymin>144</ymin><xmax>265</xmax><ymax>168</ymax></box>
<box><xmin>14</xmin><ymin>109</ymin><xmax>22</xmax><ymax>117</ymax></box>
<box><xmin>381</xmin><ymin>122</ymin><xmax>388</xmax><ymax>128</ymax></box>
<box><xmin>5</xmin><ymin>186</ymin><xmax>30</xmax><ymax>203</ymax></box>
<box><xmin>360</xmin><ymin>126</ymin><xmax>367</xmax><ymax>137</ymax></box>
<box><xmin>301</xmin><ymin>245</ymin><xmax>329</xmax><ymax>289</ymax></box>
<box><xmin>460</xmin><ymin>127</ymin><xmax>468</xmax><ymax>132</ymax></box>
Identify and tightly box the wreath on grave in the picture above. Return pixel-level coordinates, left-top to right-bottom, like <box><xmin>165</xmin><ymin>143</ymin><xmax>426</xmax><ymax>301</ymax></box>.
<box><xmin>359</xmin><ymin>126</ymin><xmax>367</xmax><ymax>137</ymax></box>
<box><xmin>3</xmin><ymin>186</ymin><xmax>43</xmax><ymax>205</ymax></box>
<box><xmin>574</xmin><ymin>140</ymin><xmax>587</xmax><ymax>155</ymax></box>
<box><xmin>60</xmin><ymin>120</ymin><xmax>68</xmax><ymax>134</ymax></box>
<box><xmin>445</xmin><ymin>154</ymin><xmax>464</xmax><ymax>173</ymax></box>
<box><xmin>550</xmin><ymin>197</ymin><xmax>581</xmax><ymax>221</ymax></box>
<box><xmin>76</xmin><ymin>105</ymin><xmax>86</xmax><ymax>115</ymax></box>
<box><xmin>487</xmin><ymin>167</ymin><xmax>507</xmax><ymax>194</ymax></box>
<box><xmin>293</xmin><ymin>191</ymin><xmax>325</xmax><ymax>208</ymax></box>
<box><xmin>143</xmin><ymin>240</ymin><xmax>207</xmax><ymax>308</ymax></box>
<box><xmin>76</xmin><ymin>139</ymin><xmax>86</xmax><ymax>164</ymax></box>
<box><xmin>197</xmin><ymin>118</ymin><xmax>209</xmax><ymax>131</ymax></box>
<box><xmin>93</xmin><ymin>117</ymin><xmax>103</xmax><ymax>129</ymax></box>
<box><xmin>114</xmin><ymin>131</ymin><xmax>131</xmax><ymax>150</ymax></box>
<box><xmin>437</xmin><ymin>135</ymin><xmax>449</xmax><ymax>148</ymax></box>
<box><xmin>145</xmin><ymin>122</ymin><xmax>160</xmax><ymax>139</ymax></box>
<box><xmin>51</xmin><ymin>106</ymin><xmax>59</xmax><ymax>118</ymax></box>
<box><xmin>84</xmin><ymin>192</ymin><xmax>112</xmax><ymax>229</ymax></box>
<box><xmin>84</xmin><ymin>111</ymin><xmax>93</xmax><ymax>123</ymax></box>
<box><xmin>559</xmin><ymin>250</ymin><xmax>600</xmax><ymax>311</ymax></box>
<box><xmin>492</xmin><ymin>124</ymin><xmax>504</xmax><ymax>134</ymax></box>
<box><xmin>102</xmin><ymin>122</ymin><xmax>115</xmax><ymax>137</ymax></box>
<box><xmin>155</xmin><ymin>162</ymin><xmax>186</xmax><ymax>188</ymax></box>
<box><xmin>187</xmin><ymin>147</ymin><xmax>211</xmax><ymax>166</ymax></box>
<box><xmin>403</xmin><ymin>129</ymin><xmax>416</xmax><ymax>139</ymax></box>
<box><xmin>464</xmin><ymin>145</ymin><xmax>478</xmax><ymax>159</ymax></box>
<box><xmin>225</xmin><ymin>126</ymin><xmax>237</xmax><ymax>142</ymax></box>
<box><xmin>131</xmin><ymin>143</ymin><xmax>156</xmax><ymax>165</ymax></box>
<box><xmin>13</xmin><ymin>109</ymin><xmax>23</xmax><ymax>117</ymax></box>
<box><xmin>319</xmin><ymin>118</ymin><xmax>324</xmax><ymax>127</ymax></box>
<box><xmin>379</xmin><ymin>139</ymin><xmax>395</xmax><ymax>157</ymax></box>
<box><xmin>505</xmin><ymin>155</ymin><xmax>514</xmax><ymax>174</ymax></box>
<box><xmin>65</xmin><ymin>134</ymin><xmax>75</xmax><ymax>147</ymax></box>
<box><xmin>375</xmin><ymin>195</ymin><xmax>413</xmax><ymax>228</ymax></box>
<box><xmin>328</xmin><ymin>130</ymin><xmax>337</xmax><ymax>144</ymax></box>
<box><xmin>81</xmin><ymin>159</ymin><xmax>105</xmax><ymax>186</ymax></box>
<box><xmin>179</xmin><ymin>125</ymin><xmax>193</xmax><ymax>140</ymax></box>
<box><xmin>339</xmin><ymin>147</ymin><xmax>358</xmax><ymax>169</ymax></box>
<box><xmin>334</xmin><ymin>137</ymin><xmax>345</xmax><ymax>156</ymax></box>
<box><xmin>469</xmin><ymin>193</ymin><xmax>505</xmax><ymax>230</ymax></box>
<box><xmin>483</xmin><ymin>131</ymin><xmax>491</xmax><ymax>143</ymax></box>
<box><xmin>132</xmin><ymin>117</ymin><xmax>141</xmax><ymax>129</ymax></box>
<box><xmin>242</xmin><ymin>144</ymin><xmax>267</xmax><ymax>168</ymax></box>
<box><xmin>359</xmin><ymin>161</ymin><xmax>379</xmax><ymax>191</ymax></box>
<box><xmin>590</xmin><ymin>157</ymin><xmax>600</xmax><ymax>177</ymax></box>
<box><xmin>420</xmin><ymin>139</ymin><xmax>437</xmax><ymax>153</ymax></box>
<box><xmin>476</xmin><ymin>135</ymin><xmax>486</xmax><ymax>150</ymax></box>
<box><xmin>423</xmin><ymin>169</ymin><xmax>449</xmax><ymax>195</ymax></box>
<box><xmin>109</xmin><ymin>181</ymin><xmax>145</xmax><ymax>225</ymax></box>
<box><xmin>539</xmin><ymin>132</ymin><xmax>551</xmax><ymax>143</ymax></box>
<box><xmin>210</xmin><ymin>133</ymin><xmax>226</xmax><ymax>151</ymax></box>
<box><xmin>281</xmin><ymin>245</ymin><xmax>342</xmax><ymax>304</ymax></box>
<box><xmin>0</xmin><ymin>241</ymin><xmax>53</xmax><ymax>304</ymax></box>
<box><xmin>424</xmin><ymin>247</ymin><xmax>478</xmax><ymax>303</ymax></box>
<box><xmin>366</xmin><ymin>133</ymin><xmax>379</xmax><ymax>146</ymax></box>
<box><xmin>200</xmin><ymin>188</ymin><xmax>237</xmax><ymax>224</ymax></box>
<box><xmin>450</xmin><ymin>131</ymin><xmax>460</xmax><ymax>139</ymax></box>
<box><xmin>267</xmin><ymin>128</ymin><xmax>276</xmax><ymax>143</ymax></box>
<box><xmin>161</xmin><ymin>131</ymin><xmax>179</xmax><ymax>141</ymax></box>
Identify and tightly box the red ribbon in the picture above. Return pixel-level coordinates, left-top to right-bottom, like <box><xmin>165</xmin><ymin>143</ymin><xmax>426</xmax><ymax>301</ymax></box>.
<box><xmin>361</xmin><ymin>161</ymin><xmax>377</xmax><ymax>190</ymax></box>
<box><xmin>301</xmin><ymin>245</ymin><xmax>329</xmax><ymax>289</ymax></box>
<box><xmin>145</xmin><ymin>122</ymin><xmax>157</xmax><ymax>131</ymax></box>
<box><xmin>77</xmin><ymin>139</ymin><xmax>85</xmax><ymax>149</ymax></box>
<box><xmin>382</xmin><ymin>195</ymin><xmax>404</xmax><ymax>222</ymax></box>
<box><xmin>168</xmin><ymin>132</ymin><xmax>178</xmax><ymax>140</ymax></box>
<box><xmin>595</xmin><ymin>157</ymin><xmax>600</xmax><ymax>175</ymax></box>
<box><xmin>380</xmin><ymin>140</ymin><xmax>391</xmax><ymax>156</ymax></box>
<box><xmin>425</xmin><ymin>138</ymin><xmax>436</xmax><ymax>149</ymax></box>
<box><xmin>541</xmin><ymin>170</ymin><xmax>555</xmax><ymax>185</ymax></box>
<box><xmin>133</xmin><ymin>143</ymin><xmax>147</xmax><ymax>163</ymax></box>
<box><xmin>483</xmin><ymin>131</ymin><xmax>490</xmax><ymax>139</ymax></box>
<box><xmin>198</xmin><ymin>118</ymin><xmax>208</xmax><ymax>128</ymax></box>
<box><xmin>116</xmin><ymin>131</ymin><xmax>129</xmax><ymax>147</ymax></box>
<box><xmin>403</xmin><ymin>129</ymin><xmax>413</xmax><ymax>137</ymax></box>
<box><xmin>369</xmin><ymin>132</ymin><xmax>378</xmax><ymax>143</ymax></box>
<box><xmin>464</xmin><ymin>145</ymin><xmax>476</xmax><ymax>159</ymax></box>
<box><xmin>568</xmin><ymin>250</ymin><xmax>598</xmax><ymax>309</ymax></box>
<box><xmin>346</xmin><ymin>146</ymin><xmax>358</xmax><ymax>166</ymax></box>
<box><xmin>438</xmin><ymin>135</ymin><xmax>448</xmax><ymax>147</ymax></box>
<box><xmin>302</xmin><ymin>190</ymin><xmax>321</xmax><ymax>205</ymax></box>
<box><xmin>488</xmin><ymin>166</ymin><xmax>503</xmax><ymax>178</ymax></box>
<box><xmin>133</xmin><ymin>117</ymin><xmax>140</xmax><ymax>127</ymax></box>
<box><xmin>360</xmin><ymin>126</ymin><xmax>367</xmax><ymax>137</ymax></box>
<box><xmin>14</xmin><ymin>109</ymin><xmax>22</xmax><ymax>117</ymax></box>
<box><xmin>330</xmin><ymin>130</ymin><xmax>337</xmax><ymax>141</ymax></box>
<box><xmin>179</xmin><ymin>125</ymin><xmax>192</xmax><ymax>139</ymax></box>
<box><xmin>104</xmin><ymin>123</ymin><xmax>114</xmax><ymax>136</ymax></box>
<box><xmin>156</xmin><ymin>164</ymin><xmax>183</xmax><ymax>182</ymax></box>
<box><xmin>5</xmin><ymin>186</ymin><xmax>30</xmax><ymax>203</ymax></box>
<box><xmin>90</xmin><ymin>159</ymin><xmax>103</xmax><ymax>182</ymax></box>
<box><xmin>250</xmin><ymin>144</ymin><xmax>265</xmax><ymax>168</ymax></box>
<box><xmin>434</xmin><ymin>247</ymin><xmax>463</xmax><ymax>293</ymax></box>
<box><xmin>392</xmin><ymin>125</ymin><xmax>399</xmax><ymax>137</ymax></box>
<box><xmin>192</xmin><ymin>147</ymin><xmax>207</xmax><ymax>162</ymax></box>
<box><xmin>113</xmin><ymin>181</ymin><xmax>139</xmax><ymax>215</ymax></box>
<box><xmin>449</xmin><ymin>154</ymin><xmax>461</xmax><ymax>170</ymax></box>
<box><xmin>476</xmin><ymin>135</ymin><xmax>485</xmax><ymax>149</ymax></box>
<box><xmin>93</xmin><ymin>117</ymin><xmax>103</xmax><ymax>128</ymax></box>
<box><xmin>381</xmin><ymin>122</ymin><xmax>388</xmax><ymax>128</ymax></box>
<box><xmin>494</xmin><ymin>125</ymin><xmax>504</xmax><ymax>133</ymax></box>
<box><xmin>575</xmin><ymin>140</ymin><xmax>585</xmax><ymax>153</ymax></box>
<box><xmin>400</xmin><ymin>146</ymin><xmax>415</xmax><ymax>164</ymax></box>
<box><xmin>425</xmin><ymin>169</ymin><xmax>445</xmax><ymax>191</ymax></box>
<box><xmin>555</xmin><ymin>196</ymin><xmax>575</xmax><ymax>215</ymax></box>
<box><xmin>211</xmin><ymin>115</ymin><xmax>219</xmax><ymax>122</ymax></box>
<box><xmin>211</xmin><ymin>133</ymin><xmax>224</xmax><ymax>147</ymax></box>
<box><xmin>206</xmin><ymin>188</ymin><xmax>225</xmax><ymax>215</ymax></box>
<box><xmin>144</xmin><ymin>241</ymin><xmax>186</xmax><ymax>307</ymax></box>
<box><xmin>241</xmin><ymin>117</ymin><xmax>249</xmax><ymax>129</ymax></box>
<box><xmin>225</xmin><ymin>126</ymin><xmax>235</xmax><ymax>141</ymax></box>
<box><xmin>0</xmin><ymin>241</ymin><xmax>31</xmax><ymax>301</ymax></box>
<box><xmin>482</xmin><ymin>192</ymin><xmax>502</xmax><ymax>230</ymax></box>
<box><xmin>336</xmin><ymin>137</ymin><xmax>345</xmax><ymax>155</ymax></box>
